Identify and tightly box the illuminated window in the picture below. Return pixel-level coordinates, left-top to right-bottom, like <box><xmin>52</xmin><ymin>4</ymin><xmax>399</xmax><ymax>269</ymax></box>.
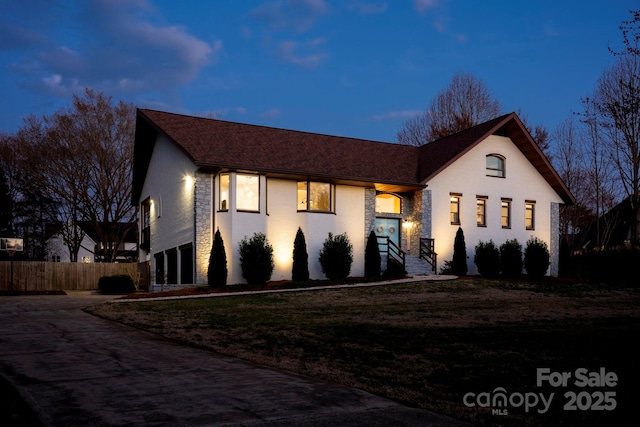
<box><xmin>525</xmin><ymin>201</ymin><xmax>535</xmax><ymax>230</ymax></box>
<box><xmin>376</xmin><ymin>193</ymin><xmax>401</xmax><ymax>214</ymax></box>
<box><xmin>236</xmin><ymin>174</ymin><xmax>260</xmax><ymax>212</ymax></box>
<box><xmin>487</xmin><ymin>154</ymin><xmax>506</xmax><ymax>177</ymax></box>
<box><xmin>501</xmin><ymin>198</ymin><xmax>511</xmax><ymax>229</ymax></box>
<box><xmin>298</xmin><ymin>181</ymin><xmax>333</xmax><ymax>212</ymax></box>
<box><xmin>219</xmin><ymin>174</ymin><xmax>229</xmax><ymax>210</ymax></box>
<box><xmin>476</xmin><ymin>197</ymin><xmax>487</xmax><ymax>227</ymax></box>
<box><xmin>450</xmin><ymin>194</ymin><xmax>461</xmax><ymax>225</ymax></box>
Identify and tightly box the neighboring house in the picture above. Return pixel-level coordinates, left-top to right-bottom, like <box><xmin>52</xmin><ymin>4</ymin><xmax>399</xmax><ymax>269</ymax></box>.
<box><xmin>46</xmin><ymin>222</ymin><xmax>138</xmax><ymax>263</ymax></box>
<box><xmin>133</xmin><ymin>109</ymin><xmax>574</xmax><ymax>289</ymax></box>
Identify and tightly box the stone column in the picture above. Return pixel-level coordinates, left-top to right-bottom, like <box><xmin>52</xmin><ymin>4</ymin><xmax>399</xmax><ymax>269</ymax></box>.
<box><xmin>549</xmin><ymin>202</ymin><xmax>560</xmax><ymax>276</ymax></box>
<box><xmin>194</xmin><ymin>172</ymin><xmax>213</xmax><ymax>284</ymax></box>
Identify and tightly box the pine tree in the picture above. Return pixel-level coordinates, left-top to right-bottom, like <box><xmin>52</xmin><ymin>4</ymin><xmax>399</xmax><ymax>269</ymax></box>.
<box><xmin>452</xmin><ymin>227</ymin><xmax>468</xmax><ymax>276</ymax></box>
<box><xmin>365</xmin><ymin>230</ymin><xmax>381</xmax><ymax>277</ymax></box>
<box><xmin>208</xmin><ymin>229</ymin><xmax>227</xmax><ymax>287</ymax></box>
<box><xmin>292</xmin><ymin>227</ymin><xmax>309</xmax><ymax>282</ymax></box>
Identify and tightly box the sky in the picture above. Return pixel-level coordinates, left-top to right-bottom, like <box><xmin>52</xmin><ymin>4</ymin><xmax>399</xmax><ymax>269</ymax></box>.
<box><xmin>0</xmin><ymin>0</ymin><xmax>637</xmax><ymax>143</ymax></box>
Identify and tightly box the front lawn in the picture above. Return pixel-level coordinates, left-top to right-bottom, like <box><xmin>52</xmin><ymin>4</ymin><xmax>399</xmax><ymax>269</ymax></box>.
<box><xmin>86</xmin><ymin>278</ymin><xmax>639</xmax><ymax>426</ymax></box>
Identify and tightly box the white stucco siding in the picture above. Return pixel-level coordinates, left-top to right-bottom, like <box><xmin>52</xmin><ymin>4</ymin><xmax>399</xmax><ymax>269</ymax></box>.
<box><xmin>139</xmin><ymin>134</ymin><xmax>196</xmax><ymax>283</ymax></box>
<box><xmin>214</xmin><ymin>176</ymin><xmax>366</xmax><ymax>284</ymax></box>
<box><xmin>426</xmin><ymin>135</ymin><xmax>563</xmax><ymax>275</ymax></box>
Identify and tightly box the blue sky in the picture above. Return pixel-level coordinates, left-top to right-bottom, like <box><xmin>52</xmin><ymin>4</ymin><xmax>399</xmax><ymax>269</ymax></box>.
<box><xmin>0</xmin><ymin>0</ymin><xmax>636</xmax><ymax>143</ymax></box>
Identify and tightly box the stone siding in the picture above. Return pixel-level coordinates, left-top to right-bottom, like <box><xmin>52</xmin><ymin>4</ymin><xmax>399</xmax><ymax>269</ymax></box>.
<box><xmin>194</xmin><ymin>172</ymin><xmax>213</xmax><ymax>285</ymax></box>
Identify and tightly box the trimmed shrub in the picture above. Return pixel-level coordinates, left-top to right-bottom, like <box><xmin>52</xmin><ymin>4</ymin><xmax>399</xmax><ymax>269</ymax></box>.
<box><xmin>452</xmin><ymin>227</ymin><xmax>468</xmax><ymax>276</ymax></box>
<box><xmin>239</xmin><ymin>233</ymin><xmax>274</xmax><ymax>286</ymax></box>
<box><xmin>319</xmin><ymin>232</ymin><xmax>353</xmax><ymax>280</ymax></box>
<box><xmin>500</xmin><ymin>239</ymin><xmax>523</xmax><ymax>277</ymax></box>
<box><xmin>524</xmin><ymin>237</ymin><xmax>550</xmax><ymax>278</ymax></box>
<box><xmin>474</xmin><ymin>240</ymin><xmax>500</xmax><ymax>277</ymax></box>
<box><xmin>292</xmin><ymin>227</ymin><xmax>309</xmax><ymax>282</ymax></box>
<box><xmin>364</xmin><ymin>230</ymin><xmax>381</xmax><ymax>278</ymax></box>
<box><xmin>98</xmin><ymin>275</ymin><xmax>136</xmax><ymax>294</ymax></box>
<box><xmin>208</xmin><ymin>229</ymin><xmax>227</xmax><ymax>287</ymax></box>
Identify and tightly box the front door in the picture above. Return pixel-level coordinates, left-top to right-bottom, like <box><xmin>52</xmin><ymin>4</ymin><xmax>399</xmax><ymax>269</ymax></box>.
<box><xmin>375</xmin><ymin>217</ymin><xmax>400</xmax><ymax>253</ymax></box>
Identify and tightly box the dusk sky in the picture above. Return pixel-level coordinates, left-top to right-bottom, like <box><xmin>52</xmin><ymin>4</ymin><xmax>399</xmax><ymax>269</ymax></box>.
<box><xmin>0</xmin><ymin>0</ymin><xmax>636</xmax><ymax>143</ymax></box>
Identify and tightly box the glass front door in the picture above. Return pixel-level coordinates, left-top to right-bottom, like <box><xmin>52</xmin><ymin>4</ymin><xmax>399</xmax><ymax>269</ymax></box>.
<box><xmin>375</xmin><ymin>217</ymin><xmax>400</xmax><ymax>253</ymax></box>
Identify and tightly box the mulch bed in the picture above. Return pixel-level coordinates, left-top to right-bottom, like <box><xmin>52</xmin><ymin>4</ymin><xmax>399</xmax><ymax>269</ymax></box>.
<box><xmin>0</xmin><ymin>290</ymin><xmax>67</xmax><ymax>296</ymax></box>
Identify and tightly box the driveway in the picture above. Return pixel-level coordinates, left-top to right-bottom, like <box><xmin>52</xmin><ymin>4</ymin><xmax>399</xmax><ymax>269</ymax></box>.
<box><xmin>0</xmin><ymin>293</ymin><xmax>471</xmax><ymax>426</ymax></box>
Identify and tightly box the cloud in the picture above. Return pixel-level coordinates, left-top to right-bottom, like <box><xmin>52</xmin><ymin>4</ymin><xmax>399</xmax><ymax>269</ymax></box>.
<box><xmin>346</xmin><ymin>1</ymin><xmax>388</xmax><ymax>15</ymax></box>
<box><xmin>251</xmin><ymin>0</ymin><xmax>330</xmax><ymax>33</ymax></box>
<box><xmin>4</xmin><ymin>0</ymin><xmax>219</xmax><ymax>101</ymax></box>
<box><xmin>260</xmin><ymin>108</ymin><xmax>282</xmax><ymax>119</ymax></box>
<box><xmin>413</xmin><ymin>0</ymin><xmax>439</xmax><ymax>14</ymax></box>
<box><xmin>275</xmin><ymin>38</ymin><xmax>329</xmax><ymax>68</ymax></box>
<box><xmin>371</xmin><ymin>110</ymin><xmax>422</xmax><ymax>121</ymax></box>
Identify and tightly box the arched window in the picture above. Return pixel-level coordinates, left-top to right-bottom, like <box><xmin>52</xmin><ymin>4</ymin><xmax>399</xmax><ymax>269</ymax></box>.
<box><xmin>375</xmin><ymin>193</ymin><xmax>401</xmax><ymax>214</ymax></box>
<box><xmin>486</xmin><ymin>154</ymin><xmax>506</xmax><ymax>177</ymax></box>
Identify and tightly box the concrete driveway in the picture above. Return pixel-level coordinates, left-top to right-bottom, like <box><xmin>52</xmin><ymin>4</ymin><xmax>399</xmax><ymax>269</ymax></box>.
<box><xmin>0</xmin><ymin>293</ymin><xmax>471</xmax><ymax>426</ymax></box>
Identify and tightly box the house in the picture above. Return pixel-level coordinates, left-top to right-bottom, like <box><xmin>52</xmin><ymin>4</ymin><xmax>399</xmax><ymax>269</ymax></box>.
<box><xmin>46</xmin><ymin>222</ymin><xmax>138</xmax><ymax>263</ymax></box>
<box><xmin>132</xmin><ymin>109</ymin><xmax>574</xmax><ymax>289</ymax></box>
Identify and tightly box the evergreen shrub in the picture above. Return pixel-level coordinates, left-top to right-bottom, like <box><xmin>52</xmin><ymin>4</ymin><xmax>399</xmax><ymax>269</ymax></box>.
<box><xmin>524</xmin><ymin>237</ymin><xmax>550</xmax><ymax>278</ymax></box>
<box><xmin>474</xmin><ymin>240</ymin><xmax>500</xmax><ymax>277</ymax></box>
<box><xmin>452</xmin><ymin>227</ymin><xmax>468</xmax><ymax>276</ymax></box>
<box><xmin>208</xmin><ymin>229</ymin><xmax>227</xmax><ymax>287</ymax></box>
<box><xmin>319</xmin><ymin>232</ymin><xmax>353</xmax><ymax>280</ymax></box>
<box><xmin>500</xmin><ymin>239</ymin><xmax>523</xmax><ymax>277</ymax></box>
<box><xmin>292</xmin><ymin>227</ymin><xmax>309</xmax><ymax>282</ymax></box>
<box><xmin>98</xmin><ymin>275</ymin><xmax>136</xmax><ymax>294</ymax></box>
<box><xmin>365</xmin><ymin>230</ymin><xmax>381</xmax><ymax>278</ymax></box>
<box><xmin>239</xmin><ymin>233</ymin><xmax>274</xmax><ymax>286</ymax></box>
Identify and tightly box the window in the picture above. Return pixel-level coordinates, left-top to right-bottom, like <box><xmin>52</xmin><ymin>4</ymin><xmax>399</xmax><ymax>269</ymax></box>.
<box><xmin>476</xmin><ymin>197</ymin><xmax>487</xmax><ymax>227</ymax></box>
<box><xmin>501</xmin><ymin>198</ymin><xmax>511</xmax><ymax>229</ymax></box>
<box><xmin>236</xmin><ymin>174</ymin><xmax>260</xmax><ymax>212</ymax></box>
<box><xmin>525</xmin><ymin>201</ymin><xmax>536</xmax><ymax>230</ymax></box>
<box><xmin>141</xmin><ymin>198</ymin><xmax>151</xmax><ymax>251</ymax></box>
<box><xmin>450</xmin><ymin>193</ymin><xmax>461</xmax><ymax>225</ymax></box>
<box><xmin>376</xmin><ymin>193</ymin><xmax>402</xmax><ymax>214</ymax></box>
<box><xmin>486</xmin><ymin>154</ymin><xmax>506</xmax><ymax>177</ymax></box>
<box><xmin>219</xmin><ymin>173</ymin><xmax>229</xmax><ymax>210</ymax></box>
<box><xmin>298</xmin><ymin>181</ymin><xmax>333</xmax><ymax>212</ymax></box>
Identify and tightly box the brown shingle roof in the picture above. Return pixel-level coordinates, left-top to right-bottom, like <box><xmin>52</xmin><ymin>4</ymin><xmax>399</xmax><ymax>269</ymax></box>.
<box><xmin>132</xmin><ymin>109</ymin><xmax>574</xmax><ymax>206</ymax></box>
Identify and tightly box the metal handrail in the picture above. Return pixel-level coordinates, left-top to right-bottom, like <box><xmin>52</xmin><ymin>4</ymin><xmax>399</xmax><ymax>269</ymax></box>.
<box><xmin>377</xmin><ymin>235</ymin><xmax>406</xmax><ymax>273</ymax></box>
<box><xmin>420</xmin><ymin>238</ymin><xmax>437</xmax><ymax>272</ymax></box>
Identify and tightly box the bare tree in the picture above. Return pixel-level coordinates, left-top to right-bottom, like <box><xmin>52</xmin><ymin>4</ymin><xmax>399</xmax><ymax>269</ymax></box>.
<box><xmin>592</xmin><ymin>12</ymin><xmax>640</xmax><ymax>243</ymax></box>
<box><xmin>9</xmin><ymin>89</ymin><xmax>137</xmax><ymax>262</ymax></box>
<box><xmin>397</xmin><ymin>72</ymin><xmax>502</xmax><ymax>146</ymax></box>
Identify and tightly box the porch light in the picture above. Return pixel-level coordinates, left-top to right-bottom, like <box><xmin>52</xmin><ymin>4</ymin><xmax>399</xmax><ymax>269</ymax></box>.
<box><xmin>184</xmin><ymin>174</ymin><xmax>194</xmax><ymax>188</ymax></box>
<box><xmin>403</xmin><ymin>220</ymin><xmax>414</xmax><ymax>251</ymax></box>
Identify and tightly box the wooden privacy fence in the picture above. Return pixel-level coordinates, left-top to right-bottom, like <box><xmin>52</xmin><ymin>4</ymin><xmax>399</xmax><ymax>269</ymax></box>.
<box><xmin>0</xmin><ymin>262</ymin><xmax>140</xmax><ymax>291</ymax></box>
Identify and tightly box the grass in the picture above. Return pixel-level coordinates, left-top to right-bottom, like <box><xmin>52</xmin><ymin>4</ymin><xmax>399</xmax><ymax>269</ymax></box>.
<box><xmin>86</xmin><ymin>277</ymin><xmax>639</xmax><ymax>426</ymax></box>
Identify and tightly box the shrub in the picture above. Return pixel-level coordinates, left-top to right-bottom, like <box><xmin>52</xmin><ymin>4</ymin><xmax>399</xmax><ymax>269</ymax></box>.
<box><xmin>500</xmin><ymin>239</ymin><xmax>523</xmax><ymax>277</ymax></box>
<box><xmin>319</xmin><ymin>232</ymin><xmax>353</xmax><ymax>280</ymax></box>
<box><xmin>364</xmin><ymin>230</ymin><xmax>381</xmax><ymax>278</ymax></box>
<box><xmin>292</xmin><ymin>227</ymin><xmax>309</xmax><ymax>282</ymax></box>
<box><xmin>558</xmin><ymin>237</ymin><xmax>572</xmax><ymax>278</ymax></box>
<box><xmin>452</xmin><ymin>227</ymin><xmax>468</xmax><ymax>276</ymax></box>
<box><xmin>440</xmin><ymin>260</ymin><xmax>454</xmax><ymax>275</ymax></box>
<box><xmin>239</xmin><ymin>233</ymin><xmax>274</xmax><ymax>286</ymax></box>
<box><xmin>474</xmin><ymin>240</ymin><xmax>500</xmax><ymax>277</ymax></box>
<box><xmin>208</xmin><ymin>229</ymin><xmax>227</xmax><ymax>287</ymax></box>
<box><xmin>98</xmin><ymin>275</ymin><xmax>136</xmax><ymax>295</ymax></box>
<box><xmin>571</xmin><ymin>246</ymin><xmax>640</xmax><ymax>285</ymax></box>
<box><xmin>524</xmin><ymin>237</ymin><xmax>550</xmax><ymax>278</ymax></box>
